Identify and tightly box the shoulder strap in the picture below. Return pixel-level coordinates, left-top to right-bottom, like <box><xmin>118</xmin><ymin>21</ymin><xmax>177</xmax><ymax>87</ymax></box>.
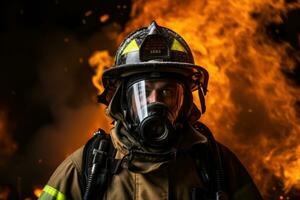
<box><xmin>81</xmin><ymin>129</ymin><xmax>116</xmax><ymax>200</ymax></box>
<box><xmin>189</xmin><ymin>133</ymin><xmax>215</xmax><ymax>198</ymax></box>
<box><xmin>190</xmin><ymin>122</ymin><xmax>228</xmax><ymax>200</ymax></box>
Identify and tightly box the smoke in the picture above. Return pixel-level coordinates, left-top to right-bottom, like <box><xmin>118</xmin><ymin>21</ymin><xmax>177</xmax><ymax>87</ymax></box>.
<box><xmin>0</xmin><ymin>24</ymin><xmax>121</xmax><ymax>191</ymax></box>
<box><xmin>30</xmin><ymin>26</ymin><xmax>117</xmax><ymax>169</ymax></box>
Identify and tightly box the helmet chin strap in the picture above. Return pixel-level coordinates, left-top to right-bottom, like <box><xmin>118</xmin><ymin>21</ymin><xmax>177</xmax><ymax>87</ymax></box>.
<box><xmin>198</xmin><ymin>83</ymin><xmax>206</xmax><ymax>114</ymax></box>
<box><xmin>194</xmin><ymin>69</ymin><xmax>207</xmax><ymax>114</ymax></box>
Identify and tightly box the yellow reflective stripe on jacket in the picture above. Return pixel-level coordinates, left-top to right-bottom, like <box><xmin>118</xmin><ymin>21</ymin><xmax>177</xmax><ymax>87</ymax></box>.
<box><xmin>38</xmin><ymin>185</ymin><xmax>66</xmax><ymax>200</ymax></box>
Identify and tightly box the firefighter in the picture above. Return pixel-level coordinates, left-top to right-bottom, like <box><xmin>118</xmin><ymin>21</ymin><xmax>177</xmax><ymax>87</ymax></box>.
<box><xmin>39</xmin><ymin>21</ymin><xmax>263</xmax><ymax>200</ymax></box>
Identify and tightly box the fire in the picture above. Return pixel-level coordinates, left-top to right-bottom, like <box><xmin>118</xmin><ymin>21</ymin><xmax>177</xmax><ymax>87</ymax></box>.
<box><xmin>88</xmin><ymin>50</ymin><xmax>114</xmax><ymax>94</ymax></box>
<box><xmin>0</xmin><ymin>186</ymin><xmax>10</xmax><ymax>200</ymax></box>
<box><xmin>0</xmin><ymin>109</ymin><xmax>17</xmax><ymax>164</ymax></box>
<box><xmin>33</xmin><ymin>187</ymin><xmax>43</xmax><ymax>198</ymax></box>
<box><xmin>89</xmin><ymin>0</ymin><xmax>300</xmax><ymax>197</ymax></box>
<box><xmin>88</xmin><ymin>51</ymin><xmax>115</xmax><ymax>133</ymax></box>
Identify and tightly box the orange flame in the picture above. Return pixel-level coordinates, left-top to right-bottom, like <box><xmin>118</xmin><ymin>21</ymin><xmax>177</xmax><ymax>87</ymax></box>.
<box><xmin>88</xmin><ymin>50</ymin><xmax>114</xmax><ymax>94</ymax></box>
<box><xmin>33</xmin><ymin>187</ymin><xmax>43</xmax><ymax>198</ymax></box>
<box><xmin>0</xmin><ymin>109</ymin><xmax>17</xmax><ymax>164</ymax></box>
<box><xmin>89</xmin><ymin>0</ymin><xmax>300</xmax><ymax>196</ymax></box>
<box><xmin>0</xmin><ymin>186</ymin><xmax>10</xmax><ymax>200</ymax></box>
<box><xmin>88</xmin><ymin>51</ymin><xmax>115</xmax><ymax>134</ymax></box>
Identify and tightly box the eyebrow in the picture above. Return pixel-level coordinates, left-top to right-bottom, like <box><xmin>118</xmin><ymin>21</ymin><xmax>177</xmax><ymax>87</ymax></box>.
<box><xmin>145</xmin><ymin>82</ymin><xmax>179</xmax><ymax>88</ymax></box>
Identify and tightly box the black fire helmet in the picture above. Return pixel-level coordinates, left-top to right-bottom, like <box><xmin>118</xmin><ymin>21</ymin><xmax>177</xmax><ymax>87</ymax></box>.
<box><xmin>98</xmin><ymin>21</ymin><xmax>209</xmax><ymax>119</ymax></box>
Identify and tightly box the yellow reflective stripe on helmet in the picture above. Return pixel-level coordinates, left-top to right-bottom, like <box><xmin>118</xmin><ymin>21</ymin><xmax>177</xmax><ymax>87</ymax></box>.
<box><xmin>121</xmin><ymin>39</ymin><xmax>139</xmax><ymax>55</ymax></box>
<box><xmin>39</xmin><ymin>185</ymin><xmax>66</xmax><ymax>200</ymax></box>
<box><xmin>171</xmin><ymin>38</ymin><xmax>187</xmax><ymax>53</ymax></box>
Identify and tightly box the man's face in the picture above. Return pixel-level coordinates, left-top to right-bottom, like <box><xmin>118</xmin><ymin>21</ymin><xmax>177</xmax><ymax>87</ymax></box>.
<box><xmin>145</xmin><ymin>81</ymin><xmax>183</xmax><ymax>108</ymax></box>
<box><xmin>127</xmin><ymin>78</ymin><xmax>184</xmax><ymax>123</ymax></box>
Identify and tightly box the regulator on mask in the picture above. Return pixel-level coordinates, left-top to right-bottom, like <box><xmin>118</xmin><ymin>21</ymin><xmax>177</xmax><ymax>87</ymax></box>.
<box><xmin>125</xmin><ymin>78</ymin><xmax>185</xmax><ymax>150</ymax></box>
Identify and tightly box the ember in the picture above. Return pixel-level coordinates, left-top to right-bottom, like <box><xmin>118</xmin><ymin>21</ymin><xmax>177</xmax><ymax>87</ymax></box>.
<box><xmin>33</xmin><ymin>187</ymin><xmax>43</xmax><ymax>198</ymax></box>
<box><xmin>100</xmin><ymin>14</ymin><xmax>110</xmax><ymax>23</ymax></box>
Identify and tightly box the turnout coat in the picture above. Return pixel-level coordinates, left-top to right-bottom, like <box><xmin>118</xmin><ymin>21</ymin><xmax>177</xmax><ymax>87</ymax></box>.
<box><xmin>39</xmin><ymin>125</ymin><xmax>263</xmax><ymax>200</ymax></box>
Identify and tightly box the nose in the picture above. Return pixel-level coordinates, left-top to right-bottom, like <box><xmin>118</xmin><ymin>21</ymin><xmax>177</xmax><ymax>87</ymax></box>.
<box><xmin>147</xmin><ymin>90</ymin><xmax>157</xmax><ymax>103</ymax></box>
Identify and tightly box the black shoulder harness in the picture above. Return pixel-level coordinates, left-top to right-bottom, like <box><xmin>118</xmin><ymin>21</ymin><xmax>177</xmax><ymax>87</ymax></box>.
<box><xmin>81</xmin><ymin>129</ymin><xmax>119</xmax><ymax>200</ymax></box>
<box><xmin>81</xmin><ymin>125</ymin><xmax>228</xmax><ymax>200</ymax></box>
<box><xmin>190</xmin><ymin>122</ymin><xmax>228</xmax><ymax>200</ymax></box>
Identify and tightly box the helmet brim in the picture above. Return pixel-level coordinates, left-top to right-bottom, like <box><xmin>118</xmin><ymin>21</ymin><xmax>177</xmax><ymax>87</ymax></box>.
<box><xmin>102</xmin><ymin>62</ymin><xmax>208</xmax><ymax>90</ymax></box>
<box><xmin>98</xmin><ymin>62</ymin><xmax>209</xmax><ymax>106</ymax></box>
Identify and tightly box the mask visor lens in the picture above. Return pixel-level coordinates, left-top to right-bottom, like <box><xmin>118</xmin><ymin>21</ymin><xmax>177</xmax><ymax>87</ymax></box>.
<box><xmin>127</xmin><ymin>79</ymin><xmax>184</xmax><ymax>124</ymax></box>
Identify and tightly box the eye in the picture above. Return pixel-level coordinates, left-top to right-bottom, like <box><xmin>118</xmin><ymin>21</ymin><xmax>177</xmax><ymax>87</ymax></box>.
<box><xmin>161</xmin><ymin>88</ymin><xmax>173</xmax><ymax>97</ymax></box>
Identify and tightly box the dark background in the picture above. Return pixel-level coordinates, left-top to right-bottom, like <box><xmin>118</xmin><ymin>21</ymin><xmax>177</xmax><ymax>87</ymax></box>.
<box><xmin>0</xmin><ymin>0</ymin><xmax>131</xmax><ymax>198</ymax></box>
<box><xmin>0</xmin><ymin>0</ymin><xmax>299</xmax><ymax>199</ymax></box>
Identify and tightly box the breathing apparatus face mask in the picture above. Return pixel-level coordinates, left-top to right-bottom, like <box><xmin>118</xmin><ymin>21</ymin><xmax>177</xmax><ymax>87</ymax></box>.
<box><xmin>126</xmin><ymin>78</ymin><xmax>184</xmax><ymax>149</ymax></box>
